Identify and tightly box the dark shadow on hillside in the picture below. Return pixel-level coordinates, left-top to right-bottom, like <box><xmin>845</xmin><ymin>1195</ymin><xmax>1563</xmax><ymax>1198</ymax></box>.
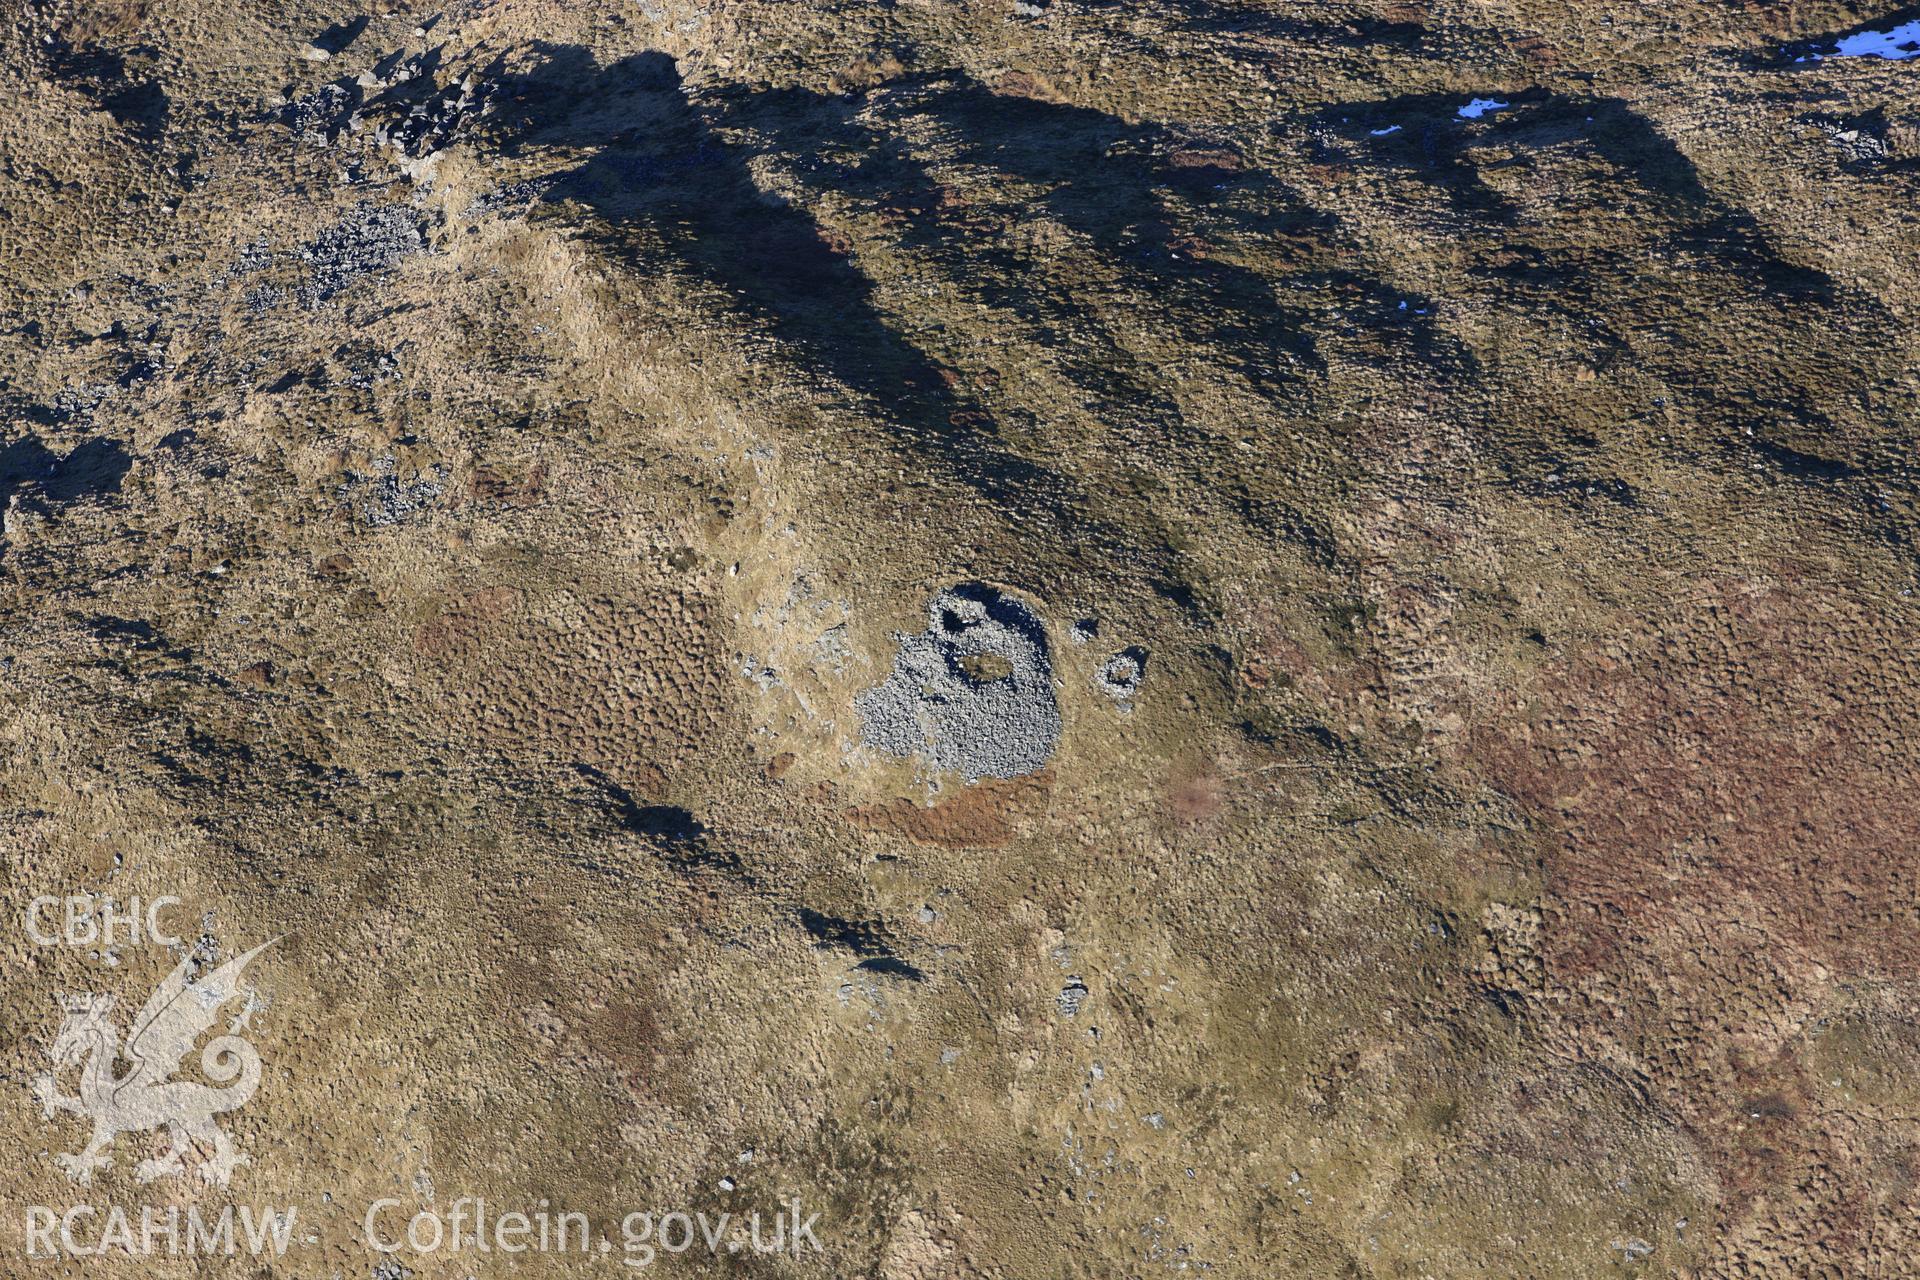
<box><xmin>723</xmin><ymin>75</ymin><xmax>1463</xmax><ymax>389</ymax></box>
<box><xmin>0</xmin><ymin>435</ymin><xmax>131</xmax><ymax>510</ymax></box>
<box><xmin>310</xmin><ymin>15</ymin><xmax>371</xmax><ymax>59</ymax></box>
<box><xmin>570</xmin><ymin>762</ymin><xmax>743</xmax><ymax>877</ymax></box>
<box><xmin>42</xmin><ymin>37</ymin><xmax>169</xmax><ymax>140</ymax></box>
<box><xmin>450</xmin><ymin>49</ymin><xmax>1461</xmax><ymax>509</ymax></box>
<box><xmin>750</xmin><ymin>80</ymin><xmax>1324</xmax><ymax>379</ymax></box>
<box><xmin>467</xmin><ymin>47</ymin><xmax>1075</xmax><ymax>514</ymax></box>
<box><xmin>1327</xmin><ymin>92</ymin><xmax>1836</xmax><ymax>300</ymax></box>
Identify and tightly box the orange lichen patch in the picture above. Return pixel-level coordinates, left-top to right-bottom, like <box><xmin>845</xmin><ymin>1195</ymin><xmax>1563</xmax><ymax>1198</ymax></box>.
<box><xmin>416</xmin><ymin>583</ymin><xmax>727</xmax><ymax>785</ymax></box>
<box><xmin>469</xmin><ymin>463</ymin><xmax>547</xmax><ymax>508</ymax></box>
<box><xmin>992</xmin><ymin>69</ymin><xmax>1066</xmax><ymax>104</ymax></box>
<box><xmin>1511</xmin><ymin>32</ymin><xmax>1562</xmax><ymax>69</ymax></box>
<box><xmin>1475</xmin><ymin>573</ymin><xmax>1920</xmax><ymax>982</ymax></box>
<box><xmin>581</xmin><ymin>997</ymin><xmax>667</xmax><ymax>1091</ymax></box>
<box><xmin>830</xmin><ymin>50</ymin><xmax>907</xmax><ymax>94</ymax></box>
<box><xmin>235</xmin><ymin>659</ymin><xmax>275</xmax><ymax>687</ymax></box>
<box><xmin>412</xmin><ymin>585</ymin><xmax>521</xmax><ymax>657</ymax></box>
<box><xmin>846</xmin><ymin>769</ymin><xmax>1053</xmax><ymax>848</ymax></box>
<box><xmin>1237</xmin><ymin>603</ymin><xmax>1392</xmax><ymax>732</ymax></box>
<box><xmin>1468</xmin><ymin>570</ymin><xmax>1920</xmax><ymax>1272</ymax></box>
<box><xmin>1170</xmin><ymin>769</ymin><xmax>1223</xmax><ymax>826</ymax></box>
<box><xmin>1167</xmin><ymin>147</ymin><xmax>1243</xmax><ymax>173</ymax></box>
<box><xmin>55</xmin><ymin>0</ymin><xmax>152</xmax><ymax>43</ymax></box>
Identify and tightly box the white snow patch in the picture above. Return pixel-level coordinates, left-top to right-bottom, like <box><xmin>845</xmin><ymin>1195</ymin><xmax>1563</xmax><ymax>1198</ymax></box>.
<box><xmin>1369</xmin><ymin>124</ymin><xmax>1402</xmax><ymax>137</ymax></box>
<box><xmin>1458</xmin><ymin>98</ymin><xmax>1509</xmax><ymax>119</ymax></box>
<box><xmin>1832</xmin><ymin>20</ymin><xmax>1920</xmax><ymax>60</ymax></box>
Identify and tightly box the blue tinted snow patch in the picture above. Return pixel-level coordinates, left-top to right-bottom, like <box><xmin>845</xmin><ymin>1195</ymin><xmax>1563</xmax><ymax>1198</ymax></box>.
<box><xmin>1458</xmin><ymin>98</ymin><xmax>1509</xmax><ymax>119</ymax></box>
<box><xmin>1833</xmin><ymin>20</ymin><xmax>1920</xmax><ymax>59</ymax></box>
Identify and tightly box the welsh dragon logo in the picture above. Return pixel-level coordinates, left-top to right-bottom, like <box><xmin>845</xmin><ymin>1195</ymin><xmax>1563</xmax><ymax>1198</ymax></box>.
<box><xmin>33</xmin><ymin>939</ymin><xmax>276</xmax><ymax>1187</ymax></box>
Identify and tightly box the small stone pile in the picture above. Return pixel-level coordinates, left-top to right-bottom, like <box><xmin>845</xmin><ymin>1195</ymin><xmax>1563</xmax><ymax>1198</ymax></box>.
<box><xmin>298</xmin><ymin>202</ymin><xmax>424</xmax><ymax>306</ymax></box>
<box><xmin>336</xmin><ymin>456</ymin><xmax>445</xmax><ymax>526</ymax></box>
